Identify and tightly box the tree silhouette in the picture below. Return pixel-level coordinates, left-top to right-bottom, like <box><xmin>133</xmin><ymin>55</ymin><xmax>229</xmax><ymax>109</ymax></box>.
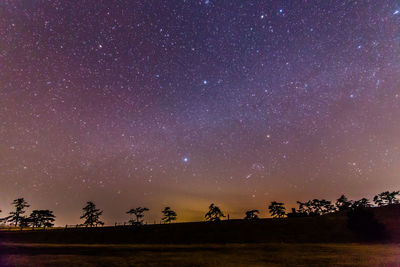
<box><xmin>29</xmin><ymin>210</ymin><xmax>56</xmax><ymax>229</ymax></box>
<box><xmin>161</xmin><ymin>206</ymin><xmax>177</xmax><ymax>223</ymax></box>
<box><xmin>244</xmin><ymin>209</ymin><xmax>260</xmax><ymax>220</ymax></box>
<box><xmin>314</xmin><ymin>199</ymin><xmax>336</xmax><ymax>215</ymax></box>
<box><xmin>352</xmin><ymin>198</ymin><xmax>372</xmax><ymax>209</ymax></box>
<box><xmin>335</xmin><ymin>195</ymin><xmax>353</xmax><ymax>211</ymax></box>
<box><xmin>2</xmin><ymin>198</ymin><xmax>30</xmax><ymax>227</ymax></box>
<box><xmin>296</xmin><ymin>201</ymin><xmax>315</xmax><ymax>216</ymax></box>
<box><xmin>18</xmin><ymin>217</ymin><xmax>31</xmax><ymax>229</ymax></box>
<box><xmin>286</xmin><ymin>207</ymin><xmax>305</xmax><ymax>218</ymax></box>
<box><xmin>126</xmin><ymin>207</ymin><xmax>149</xmax><ymax>225</ymax></box>
<box><xmin>373</xmin><ymin>191</ymin><xmax>400</xmax><ymax>206</ymax></box>
<box><xmin>29</xmin><ymin>211</ymin><xmax>41</xmax><ymax>228</ymax></box>
<box><xmin>295</xmin><ymin>199</ymin><xmax>335</xmax><ymax>216</ymax></box>
<box><xmin>205</xmin><ymin>203</ymin><xmax>225</xmax><ymax>222</ymax></box>
<box><xmin>80</xmin><ymin>201</ymin><xmax>104</xmax><ymax>227</ymax></box>
<box><xmin>268</xmin><ymin>201</ymin><xmax>286</xmax><ymax>218</ymax></box>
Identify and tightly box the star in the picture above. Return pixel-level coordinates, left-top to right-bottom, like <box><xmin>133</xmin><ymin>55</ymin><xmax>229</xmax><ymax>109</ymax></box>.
<box><xmin>0</xmin><ymin>0</ymin><xmax>398</xmax><ymax>226</ymax></box>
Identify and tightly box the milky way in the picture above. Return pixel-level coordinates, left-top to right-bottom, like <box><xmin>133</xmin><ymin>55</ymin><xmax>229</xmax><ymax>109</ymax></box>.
<box><xmin>1</xmin><ymin>1</ymin><xmax>400</xmax><ymax>224</ymax></box>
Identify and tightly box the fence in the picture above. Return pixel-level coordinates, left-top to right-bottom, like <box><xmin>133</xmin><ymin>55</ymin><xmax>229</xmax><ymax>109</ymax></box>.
<box><xmin>64</xmin><ymin>222</ymin><xmax>152</xmax><ymax>229</ymax></box>
<box><xmin>64</xmin><ymin>224</ymin><xmax>87</xmax><ymax>229</ymax></box>
<box><xmin>1</xmin><ymin>221</ymin><xmax>166</xmax><ymax>230</ymax></box>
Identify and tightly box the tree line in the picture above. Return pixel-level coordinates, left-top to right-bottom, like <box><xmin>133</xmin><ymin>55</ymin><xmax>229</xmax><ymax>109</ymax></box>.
<box><xmin>0</xmin><ymin>198</ymin><xmax>55</xmax><ymax>229</ymax></box>
<box><xmin>0</xmin><ymin>190</ymin><xmax>399</xmax><ymax>228</ymax></box>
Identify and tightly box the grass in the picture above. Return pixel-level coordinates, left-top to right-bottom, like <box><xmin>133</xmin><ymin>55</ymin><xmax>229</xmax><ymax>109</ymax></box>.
<box><xmin>0</xmin><ymin>216</ymin><xmax>357</xmax><ymax>244</ymax></box>
<box><xmin>2</xmin><ymin>205</ymin><xmax>400</xmax><ymax>266</ymax></box>
<box><xmin>1</xmin><ymin>243</ymin><xmax>400</xmax><ymax>266</ymax></box>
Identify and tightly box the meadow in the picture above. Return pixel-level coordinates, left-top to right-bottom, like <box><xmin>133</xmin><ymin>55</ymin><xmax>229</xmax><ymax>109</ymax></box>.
<box><xmin>1</xmin><ymin>243</ymin><xmax>400</xmax><ymax>266</ymax></box>
<box><xmin>1</xmin><ymin>205</ymin><xmax>400</xmax><ymax>266</ymax></box>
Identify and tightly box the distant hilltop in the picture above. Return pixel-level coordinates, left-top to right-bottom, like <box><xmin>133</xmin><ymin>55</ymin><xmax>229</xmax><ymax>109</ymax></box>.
<box><xmin>1</xmin><ymin>204</ymin><xmax>400</xmax><ymax>244</ymax></box>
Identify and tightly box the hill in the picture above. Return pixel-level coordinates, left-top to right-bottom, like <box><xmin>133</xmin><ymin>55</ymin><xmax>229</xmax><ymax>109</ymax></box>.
<box><xmin>1</xmin><ymin>205</ymin><xmax>400</xmax><ymax>244</ymax></box>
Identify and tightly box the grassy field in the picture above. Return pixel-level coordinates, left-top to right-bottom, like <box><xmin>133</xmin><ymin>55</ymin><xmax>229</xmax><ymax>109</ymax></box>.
<box><xmin>0</xmin><ymin>215</ymin><xmax>357</xmax><ymax>244</ymax></box>
<box><xmin>3</xmin><ymin>205</ymin><xmax>400</xmax><ymax>245</ymax></box>
<box><xmin>2</xmin><ymin>206</ymin><xmax>400</xmax><ymax>266</ymax></box>
<box><xmin>1</xmin><ymin>243</ymin><xmax>400</xmax><ymax>266</ymax></box>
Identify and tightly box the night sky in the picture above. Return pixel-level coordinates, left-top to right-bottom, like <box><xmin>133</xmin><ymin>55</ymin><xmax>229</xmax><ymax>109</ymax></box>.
<box><xmin>1</xmin><ymin>1</ymin><xmax>400</xmax><ymax>225</ymax></box>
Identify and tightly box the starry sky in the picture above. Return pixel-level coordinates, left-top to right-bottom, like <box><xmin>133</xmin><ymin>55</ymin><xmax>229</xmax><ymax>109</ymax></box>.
<box><xmin>1</xmin><ymin>1</ymin><xmax>400</xmax><ymax>225</ymax></box>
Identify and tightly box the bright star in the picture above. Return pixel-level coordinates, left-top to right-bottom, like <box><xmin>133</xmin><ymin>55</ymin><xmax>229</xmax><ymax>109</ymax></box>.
<box><xmin>203</xmin><ymin>80</ymin><xmax>208</xmax><ymax>85</ymax></box>
<box><xmin>183</xmin><ymin>157</ymin><xmax>189</xmax><ymax>163</ymax></box>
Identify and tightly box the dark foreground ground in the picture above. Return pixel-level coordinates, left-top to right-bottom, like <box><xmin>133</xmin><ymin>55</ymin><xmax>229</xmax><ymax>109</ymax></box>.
<box><xmin>1</xmin><ymin>243</ymin><xmax>400</xmax><ymax>266</ymax></box>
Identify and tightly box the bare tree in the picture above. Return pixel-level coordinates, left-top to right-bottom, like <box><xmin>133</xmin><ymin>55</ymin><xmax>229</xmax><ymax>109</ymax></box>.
<box><xmin>126</xmin><ymin>207</ymin><xmax>149</xmax><ymax>225</ymax></box>
<box><xmin>80</xmin><ymin>201</ymin><xmax>104</xmax><ymax>227</ymax></box>
<box><xmin>161</xmin><ymin>207</ymin><xmax>177</xmax><ymax>223</ymax></box>
<box><xmin>205</xmin><ymin>203</ymin><xmax>225</xmax><ymax>222</ymax></box>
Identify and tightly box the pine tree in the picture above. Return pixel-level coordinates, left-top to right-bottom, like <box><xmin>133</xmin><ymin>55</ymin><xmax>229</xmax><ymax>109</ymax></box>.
<box><xmin>29</xmin><ymin>210</ymin><xmax>56</xmax><ymax>229</ymax></box>
<box><xmin>161</xmin><ymin>207</ymin><xmax>177</xmax><ymax>223</ymax></box>
<box><xmin>244</xmin><ymin>209</ymin><xmax>260</xmax><ymax>220</ymax></box>
<box><xmin>80</xmin><ymin>201</ymin><xmax>104</xmax><ymax>227</ymax></box>
<box><xmin>205</xmin><ymin>203</ymin><xmax>225</xmax><ymax>222</ymax></box>
<box><xmin>2</xmin><ymin>198</ymin><xmax>30</xmax><ymax>227</ymax></box>
<box><xmin>268</xmin><ymin>201</ymin><xmax>286</xmax><ymax>218</ymax></box>
<box><xmin>126</xmin><ymin>207</ymin><xmax>149</xmax><ymax>225</ymax></box>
